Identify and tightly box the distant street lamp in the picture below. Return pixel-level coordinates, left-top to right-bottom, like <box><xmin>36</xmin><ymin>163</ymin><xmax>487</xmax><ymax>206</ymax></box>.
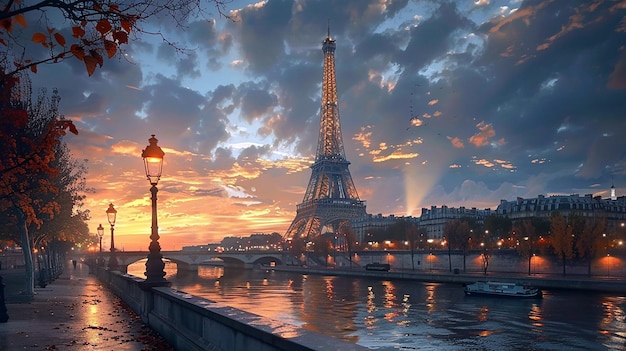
<box><xmin>96</xmin><ymin>223</ymin><xmax>104</xmax><ymax>266</ymax></box>
<box><xmin>429</xmin><ymin>252</ymin><xmax>433</xmax><ymax>272</ymax></box>
<box><xmin>106</xmin><ymin>203</ymin><xmax>118</xmax><ymax>270</ymax></box>
<box><xmin>142</xmin><ymin>134</ymin><xmax>168</xmax><ymax>285</ymax></box>
<box><xmin>603</xmin><ymin>233</ymin><xmax>610</xmax><ymax>276</ymax></box>
<box><xmin>97</xmin><ymin>224</ymin><xmax>104</xmax><ymax>253</ymax></box>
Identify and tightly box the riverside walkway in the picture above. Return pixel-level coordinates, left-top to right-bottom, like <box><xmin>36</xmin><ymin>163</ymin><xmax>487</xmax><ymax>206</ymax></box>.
<box><xmin>0</xmin><ymin>261</ymin><xmax>174</xmax><ymax>350</ymax></box>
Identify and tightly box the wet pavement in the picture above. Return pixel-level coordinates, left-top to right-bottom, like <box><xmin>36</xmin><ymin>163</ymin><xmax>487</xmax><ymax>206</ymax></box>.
<box><xmin>0</xmin><ymin>261</ymin><xmax>174</xmax><ymax>350</ymax></box>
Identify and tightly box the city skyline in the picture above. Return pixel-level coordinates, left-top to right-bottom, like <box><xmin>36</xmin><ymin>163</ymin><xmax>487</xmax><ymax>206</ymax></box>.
<box><xmin>21</xmin><ymin>0</ymin><xmax>626</xmax><ymax>250</ymax></box>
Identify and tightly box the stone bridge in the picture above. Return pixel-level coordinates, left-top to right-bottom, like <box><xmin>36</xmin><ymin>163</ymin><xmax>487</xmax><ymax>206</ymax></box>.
<box><xmin>87</xmin><ymin>250</ymin><xmax>293</xmax><ymax>273</ymax></box>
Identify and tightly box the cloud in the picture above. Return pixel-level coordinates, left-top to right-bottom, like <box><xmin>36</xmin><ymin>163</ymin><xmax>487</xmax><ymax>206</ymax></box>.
<box><xmin>469</xmin><ymin>121</ymin><xmax>496</xmax><ymax>147</ymax></box>
<box><xmin>15</xmin><ymin>0</ymin><xmax>625</xmax><ymax>248</ymax></box>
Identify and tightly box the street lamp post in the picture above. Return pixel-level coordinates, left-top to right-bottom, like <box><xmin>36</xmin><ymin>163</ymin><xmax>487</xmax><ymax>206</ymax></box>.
<box><xmin>97</xmin><ymin>224</ymin><xmax>104</xmax><ymax>253</ymax></box>
<box><xmin>142</xmin><ymin>135</ymin><xmax>168</xmax><ymax>286</ymax></box>
<box><xmin>602</xmin><ymin>233</ymin><xmax>610</xmax><ymax>276</ymax></box>
<box><xmin>97</xmin><ymin>224</ymin><xmax>104</xmax><ymax>266</ymax></box>
<box><xmin>429</xmin><ymin>252</ymin><xmax>434</xmax><ymax>272</ymax></box>
<box><xmin>106</xmin><ymin>204</ymin><xmax>118</xmax><ymax>270</ymax></box>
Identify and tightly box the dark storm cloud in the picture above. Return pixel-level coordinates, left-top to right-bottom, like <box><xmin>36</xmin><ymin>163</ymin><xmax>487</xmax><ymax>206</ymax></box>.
<box><xmin>184</xmin><ymin>19</ymin><xmax>230</xmax><ymax>71</ymax></box>
<box><xmin>213</xmin><ymin>147</ymin><xmax>235</xmax><ymax>170</ymax></box>
<box><xmin>262</xmin><ymin>63</ymin><xmax>320</xmax><ymax>154</ymax></box>
<box><xmin>224</xmin><ymin>0</ymin><xmax>626</xmax><ymax>210</ymax></box>
<box><xmin>237</xmin><ymin>144</ymin><xmax>272</xmax><ymax>165</ymax></box>
<box><xmin>17</xmin><ymin>0</ymin><xmax>626</xmax><ymax>225</ymax></box>
<box><xmin>230</xmin><ymin>0</ymin><xmax>293</xmax><ymax>74</ymax></box>
<box><xmin>234</xmin><ymin>81</ymin><xmax>278</xmax><ymax>123</ymax></box>
<box><xmin>210</xmin><ymin>84</ymin><xmax>236</xmax><ymax>105</ymax></box>
<box><xmin>471</xmin><ymin>0</ymin><xmax>626</xmax><ymax>188</ymax></box>
<box><xmin>398</xmin><ymin>2</ymin><xmax>473</xmax><ymax>69</ymax></box>
<box><xmin>139</xmin><ymin>74</ymin><xmax>230</xmax><ymax>154</ymax></box>
<box><xmin>143</xmin><ymin>75</ymin><xmax>206</xmax><ymax>129</ymax></box>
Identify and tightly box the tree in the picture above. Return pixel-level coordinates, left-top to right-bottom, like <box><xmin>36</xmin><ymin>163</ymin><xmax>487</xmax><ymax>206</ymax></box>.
<box><xmin>477</xmin><ymin>227</ymin><xmax>495</xmax><ymax>275</ymax></box>
<box><xmin>339</xmin><ymin>223</ymin><xmax>357</xmax><ymax>268</ymax></box>
<box><xmin>514</xmin><ymin>219</ymin><xmax>536</xmax><ymax>275</ymax></box>
<box><xmin>0</xmin><ymin>74</ymin><xmax>79</xmax><ymax>296</ymax></box>
<box><xmin>286</xmin><ymin>237</ymin><xmax>306</xmax><ymax>265</ymax></box>
<box><xmin>311</xmin><ymin>235</ymin><xmax>332</xmax><ymax>266</ymax></box>
<box><xmin>484</xmin><ymin>214</ymin><xmax>512</xmax><ymax>245</ymax></box>
<box><xmin>576</xmin><ymin>217</ymin><xmax>606</xmax><ymax>276</ymax></box>
<box><xmin>550</xmin><ymin>213</ymin><xmax>576</xmax><ymax>276</ymax></box>
<box><xmin>405</xmin><ymin>222</ymin><xmax>419</xmax><ymax>270</ymax></box>
<box><xmin>1</xmin><ymin>0</ymin><xmax>231</xmax><ymax>76</ymax></box>
<box><xmin>444</xmin><ymin>219</ymin><xmax>471</xmax><ymax>272</ymax></box>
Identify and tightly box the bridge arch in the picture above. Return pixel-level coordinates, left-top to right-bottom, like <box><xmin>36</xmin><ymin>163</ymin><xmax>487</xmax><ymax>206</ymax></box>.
<box><xmin>218</xmin><ymin>255</ymin><xmax>284</xmax><ymax>268</ymax></box>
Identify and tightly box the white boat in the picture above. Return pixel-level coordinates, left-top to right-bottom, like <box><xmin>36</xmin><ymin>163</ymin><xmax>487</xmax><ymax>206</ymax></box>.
<box><xmin>464</xmin><ymin>281</ymin><xmax>542</xmax><ymax>298</ymax></box>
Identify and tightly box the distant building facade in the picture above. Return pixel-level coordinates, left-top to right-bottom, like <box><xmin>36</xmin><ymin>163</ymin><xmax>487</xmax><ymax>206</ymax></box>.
<box><xmin>351</xmin><ymin>214</ymin><xmax>418</xmax><ymax>244</ymax></box>
<box><xmin>419</xmin><ymin>206</ymin><xmax>493</xmax><ymax>243</ymax></box>
<box><xmin>496</xmin><ymin>194</ymin><xmax>626</xmax><ymax>232</ymax></box>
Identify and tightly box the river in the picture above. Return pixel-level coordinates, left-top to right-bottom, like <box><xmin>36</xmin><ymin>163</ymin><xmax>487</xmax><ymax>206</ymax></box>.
<box><xmin>127</xmin><ymin>261</ymin><xmax>626</xmax><ymax>350</ymax></box>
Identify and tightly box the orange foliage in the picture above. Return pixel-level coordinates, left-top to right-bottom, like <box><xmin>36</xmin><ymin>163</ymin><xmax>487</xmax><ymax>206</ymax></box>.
<box><xmin>2</xmin><ymin>2</ymin><xmax>137</xmax><ymax>76</ymax></box>
<box><xmin>0</xmin><ymin>72</ymin><xmax>78</xmax><ymax>227</ymax></box>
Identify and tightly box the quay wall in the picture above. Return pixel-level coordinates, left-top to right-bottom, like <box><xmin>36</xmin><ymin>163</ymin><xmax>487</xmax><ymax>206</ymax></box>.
<box><xmin>348</xmin><ymin>250</ymin><xmax>626</xmax><ymax>277</ymax></box>
<box><xmin>92</xmin><ymin>266</ymin><xmax>368</xmax><ymax>351</ymax></box>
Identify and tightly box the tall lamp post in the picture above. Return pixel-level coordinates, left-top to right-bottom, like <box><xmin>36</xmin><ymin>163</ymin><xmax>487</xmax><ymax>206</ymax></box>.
<box><xmin>97</xmin><ymin>224</ymin><xmax>104</xmax><ymax>266</ymax></box>
<box><xmin>603</xmin><ymin>233</ymin><xmax>610</xmax><ymax>276</ymax></box>
<box><xmin>106</xmin><ymin>203</ymin><xmax>118</xmax><ymax>270</ymax></box>
<box><xmin>142</xmin><ymin>134</ymin><xmax>168</xmax><ymax>285</ymax></box>
<box><xmin>97</xmin><ymin>224</ymin><xmax>104</xmax><ymax>252</ymax></box>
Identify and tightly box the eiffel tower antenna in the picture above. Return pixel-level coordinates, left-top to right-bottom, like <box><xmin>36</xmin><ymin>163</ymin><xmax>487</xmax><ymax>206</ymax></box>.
<box><xmin>327</xmin><ymin>19</ymin><xmax>331</xmax><ymax>38</ymax></box>
<box><xmin>284</xmin><ymin>30</ymin><xmax>367</xmax><ymax>243</ymax></box>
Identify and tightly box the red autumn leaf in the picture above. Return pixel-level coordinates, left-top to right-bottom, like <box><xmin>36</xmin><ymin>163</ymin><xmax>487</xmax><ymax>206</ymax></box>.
<box><xmin>70</xmin><ymin>44</ymin><xmax>85</xmax><ymax>61</ymax></box>
<box><xmin>32</xmin><ymin>32</ymin><xmax>47</xmax><ymax>44</ymax></box>
<box><xmin>95</xmin><ymin>19</ymin><xmax>112</xmax><ymax>35</ymax></box>
<box><xmin>14</xmin><ymin>14</ymin><xmax>27</xmax><ymax>28</ymax></box>
<box><xmin>103</xmin><ymin>40</ymin><xmax>117</xmax><ymax>58</ymax></box>
<box><xmin>30</xmin><ymin>64</ymin><xmax>37</xmax><ymax>73</ymax></box>
<box><xmin>89</xmin><ymin>50</ymin><xmax>104</xmax><ymax>67</ymax></box>
<box><xmin>72</xmin><ymin>26</ymin><xmax>85</xmax><ymax>38</ymax></box>
<box><xmin>1</xmin><ymin>18</ymin><xmax>12</xmax><ymax>32</ymax></box>
<box><xmin>110</xmin><ymin>4</ymin><xmax>119</xmax><ymax>12</ymax></box>
<box><xmin>84</xmin><ymin>55</ymin><xmax>97</xmax><ymax>76</ymax></box>
<box><xmin>112</xmin><ymin>31</ymin><xmax>128</xmax><ymax>44</ymax></box>
<box><xmin>54</xmin><ymin>33</ymin><xmax>66</xmax><ymax>47</ymax></box>
<box><xmin>120</xmin><ymin>20</ymin><xmax>132</xmax><ymax>33</ymax></box>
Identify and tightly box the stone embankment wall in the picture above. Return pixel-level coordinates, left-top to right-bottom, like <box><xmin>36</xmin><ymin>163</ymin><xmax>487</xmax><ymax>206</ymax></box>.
<box><xmin>346</xmin><ymin>250</ymin><xmax>626</xmax><ymax>277</ymax></box>
<box><xmin>92</xmin><ymin>266</ymin><xmax>368</xmax><ymax>351</ymax></box>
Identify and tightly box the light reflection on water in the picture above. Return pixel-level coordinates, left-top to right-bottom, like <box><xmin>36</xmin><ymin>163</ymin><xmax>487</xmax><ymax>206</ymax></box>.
<box><xmin>127</xmin><ymin>262</ymin><xmax>626</xmax><ymax>350</ymax></box>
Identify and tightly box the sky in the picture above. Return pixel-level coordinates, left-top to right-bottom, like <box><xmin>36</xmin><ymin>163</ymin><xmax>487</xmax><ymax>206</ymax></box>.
<box><xmin>20</xmin><ymin>0</ymin><xmax>626</xmax><ymax>251</ymax></box>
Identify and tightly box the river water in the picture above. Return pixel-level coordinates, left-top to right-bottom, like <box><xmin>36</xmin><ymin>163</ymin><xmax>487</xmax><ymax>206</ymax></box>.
<box><xmin>127</xmin><ymin>261</ymin><xmax>626</xmax><ymax>350</ymax></box>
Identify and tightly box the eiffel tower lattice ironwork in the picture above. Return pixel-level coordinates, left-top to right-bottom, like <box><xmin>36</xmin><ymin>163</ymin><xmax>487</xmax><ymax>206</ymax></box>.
<box><xmin>284</xmin><ymin>29</ymin><xmax>367</xmax><ymax>243</ymax></box>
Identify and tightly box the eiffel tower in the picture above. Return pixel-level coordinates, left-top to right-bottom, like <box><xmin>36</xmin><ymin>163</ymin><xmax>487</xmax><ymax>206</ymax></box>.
<box><xmin>284</xmin><ymin>28</ymin><xmax>367</xmax><ymax>243</ymax></box>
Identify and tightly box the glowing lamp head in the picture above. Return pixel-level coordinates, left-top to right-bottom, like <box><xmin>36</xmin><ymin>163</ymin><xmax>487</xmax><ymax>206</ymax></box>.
<box><xmin>106</xmin><ymin>203</ymin><xmax>117</xmax><ymax>226</ymax></box>
<box><xmin>142</xmin><ymin>134</ymin><xmax>165</xmax><ymax>185</ymax></box>
<box><xmin>97</xmin><ymin>224</ymin><xmax>104</xmax><ymax>238</ymax></box>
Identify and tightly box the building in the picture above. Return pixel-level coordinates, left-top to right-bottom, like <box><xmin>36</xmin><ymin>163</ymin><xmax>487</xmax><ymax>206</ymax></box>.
<box><xmin>351</xmin><ymin>214</ymin><xmax>418</xmax><ymax>244</ymax></box>
<box><xmin>496</xmin><ymin>193</ymin><xmax>626</xmax><ymax>232</ymax></box>
<box><xmin>419</xmin><ymin>206</ymin><xmax>493</xmax><ymax>243</ymax></box>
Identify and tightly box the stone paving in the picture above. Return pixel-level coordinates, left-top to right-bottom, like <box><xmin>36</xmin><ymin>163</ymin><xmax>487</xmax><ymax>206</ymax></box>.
<box><xmin>0</xmin><ymin>261</ymin><xmax>174</xmax><ymax>350</ymax></box>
